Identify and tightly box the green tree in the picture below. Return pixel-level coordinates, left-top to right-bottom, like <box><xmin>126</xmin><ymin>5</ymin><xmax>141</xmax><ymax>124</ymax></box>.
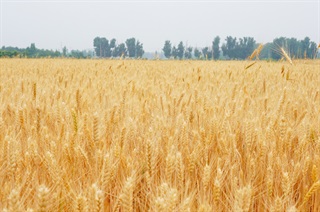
<box><xmin>202</xmin><ymin>47</ymin><xmax>212</xmax><ymax>60</ymax></box>
<box><xmin>300</xmin><ymin>37</ymin><xmax>310</xmax><ymax>58</ymax></box>
<box><xmin>237</xmin><ymin>37</ymin><xmax>256</xmax><ymax>59</ymax></box>
<box><xmin>126</xmin><ymin>38</ymin><xmax>136</xmax><ymax>58</ymax></box>
<box><xmin>221</xmin><ymin>36</ymin><xmax>255</xmax><ymax>59</ymax></box>
<box><xmin>100</xmin><ymin>37</ymin><xmax>109</xmax><ymax>57</ymax></box>
<box><xmin>212</xmin><ymin>36</ymin><xmax>220</xmax><ymax>59</ymax></box>
<box><xmin>93</xmin><ymin>37</ymin><xmax>102</xmax><ymax>57</ymax></box>
<box><xmin>162</xmin><ymin>40</ymin><xmax>172</xmax><ymax>59</ymax></box>
<box><xmin>135</xmin><ymin>40</ymin><xmax>144</xmax><ymax>58</ymax></box>
<box><xmin>26</xmin><ymin>43</ymin><xmax>37</xmax><ymax>57</ymax></box>
<box><xmin>70</xmin><ymin>50</ymin><xmax>85</xmax><ymax>58</ymax></box>
<box><xmin>118</xmin><ymin>43</ymin><xmax>127</xmax><ymax>57</ymax></box>
<box><xmin>300</xmin><ymin>37</ymin><xmax>317</xmax><ymax>58</ymax></box>
<box><xmin>287</xmin><ymin>38</ymin><xmax>298</xmax><ymax>58</ymax></box>
<box><xmin>308</xmin><ymin>42</ymin><xmax>317</xmax><ymax>58</ymax></box>
<box><xmin>110</xmin><ymin>38</ymin><xmax>116</xmax><ymax>49</ymax></box>
<box><xmin>53</xmin><ymin>50</ymin><xmax>61</xmax><ymax>57</ymax></box>
<box><xmin>109</xmin><ymin>38</ymin><xmax>116</xmax><ymax>57</ymax></box>
<box><xmin>112</xmin><ymin>45</ymin><xmax>118</xmax><ymax>57</ymax></box>
<box><xmin>222</xmin><ymin>36</ymin><xmax>237</xmax><ymax>59</ymax></box>
<box><xmin>184</xmin><ymin>47</ymin><xmax>193</xmax><ymax>59</ymax></box>
<box><xmin>177</xmin><ymin>41</ymin><xmax>185</xmax><ymax>59</ymax></box>
<box><xmin>172</xmin><ymin>46</ymin><xmax>178</xmax><ymax>59</ymax></box>
<box><xmin>93</xmin><ymin>37</ymin><xmax>112</xmax><ymax>57</ymax></box>
<box><xmin>62</xmin><ymin>46</ymin><xmax>67</xmax><ymax>57</ymax></box>
<box><xmin>30</xmin><ymin>43</ymin><xmax>36</xmax><ymax>55</ymax></box>
<box><xmin>194</xmin><ymin>48</ymin><xmax>201</xmax><ymax>59</ymax></box>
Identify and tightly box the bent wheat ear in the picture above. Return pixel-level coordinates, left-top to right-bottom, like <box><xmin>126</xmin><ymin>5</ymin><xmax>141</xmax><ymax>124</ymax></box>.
<box><xmin>248</xmin><ymin>44</ymin><xmax>264</xmax><ymax>60</ymax></box>
<box><xmin>280</xmin><ymin>47</ymin><xmax>293</xmax><ymax>65</ymax></box>
<box><xmin>302</xmin><ymin>180</ymin><xmax>320</xmax><ymax>205</ymax></box>
<box><xmin>245</xmin><ymin>61</ymin><xmax>257</xmax><ymax>70</ymax></box>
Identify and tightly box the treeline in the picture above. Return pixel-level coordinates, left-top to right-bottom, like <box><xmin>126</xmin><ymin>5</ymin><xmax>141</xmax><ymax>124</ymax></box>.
<box><xmin>263</xmin><ymin>37</ymin><xmax>318</xmax><ymax>59</ymax></box>
<box><xmin>163</xmin><ymin>36</ymin><xmax>257</xmax><ymax>60</ymax></box>
<box><xmin>1</xmin><ymin>36</ymin><xmax>318</xmax><ymax>60</ymax></box>
<box><xmin>162</xmin><ymin>36</ymin><xmax>318</xmax><ymax>60</ymax></box>
<box><xmin>1</xmin><ymin>44</ymin><xmax>61</xmax><ymax>58</ymax></box>
<box><xmin>93</xmin><ymin>37</ymin><xmax>144</xmax><ymax>58</ymax></box>
<box><xmin>0</xmin><ymin>43</ymin><xmax>92</xmax><ymax>58</ymax></box>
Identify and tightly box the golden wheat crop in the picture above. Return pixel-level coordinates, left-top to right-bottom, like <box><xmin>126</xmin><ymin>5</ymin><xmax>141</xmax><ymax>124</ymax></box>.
<box><xmin>0</xmin><ymin>58</ymin><xmax>319</xmax><ymax>211</ymax></box>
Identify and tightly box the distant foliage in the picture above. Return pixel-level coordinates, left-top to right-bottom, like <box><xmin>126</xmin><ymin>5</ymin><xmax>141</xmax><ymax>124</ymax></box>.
<box><xmin>162</xmin><ymin>36</ymin><xmax>253</xmax><ymax>60</ymax></box>
<box><xmin>162</xmin><ymin>40</ymin><xmax>172</xmax><ymax>59</ymax></box>
<box><xmin>162</xmin><ymin>36</ymin><xmax>318</xmax><ymax>60</ymax></box>
<box><xmin>93</xmin><ymin>37</ymin><xmax>145</xmax><ymax>58</ymax></box>
<box><xmin>221</xmin><ymin>36</ymin><xmax>256</xmax><ymax>60</ymax></box>
<box><xmin>1</xmin><ymin>36</ymin><xmax>318</xmax><ymax>60</ymax></box>
<box><xmin>0</xmin><ymin>43</ymin><xmax>62</xmax><ymax>58</ymax></box>
<box><xmin>269</xmin><ymin>37</ymin><xmax>318</xmax><ymax>60</ymax></box>
<box><xmin>0</xmin><ymin>43</ymin><xmax>91</xmax><ymax>58</ymax></box>
<box><xmin>212</xmin><ymin>36</ymin><xmax>221</xmax><ymax>60</ymax></box>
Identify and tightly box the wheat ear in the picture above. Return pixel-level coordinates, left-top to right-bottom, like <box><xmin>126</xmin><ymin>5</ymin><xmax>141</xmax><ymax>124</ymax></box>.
<box><xmin>302</xmin><ymin>180</ymin><xmax>320</xmax><ymax>205</ymax></box>
<box><xmin>280</xmin><ymin>47</ymin><xmax>293</xmax><ymax>65</ymax></box>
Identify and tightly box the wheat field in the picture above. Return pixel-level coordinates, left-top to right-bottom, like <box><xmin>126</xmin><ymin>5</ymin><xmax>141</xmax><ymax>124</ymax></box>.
<box><xmin>0</xmin><ymin>59</ymin><xmax>319</xmax><ymax>211</ymax></box>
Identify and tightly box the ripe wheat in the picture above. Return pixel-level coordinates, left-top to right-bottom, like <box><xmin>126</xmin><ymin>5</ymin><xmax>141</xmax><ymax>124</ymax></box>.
<box><xmin>0</xmin><ymin>58</ymin><xmax>319</xmax><ymax>211</ymax></box>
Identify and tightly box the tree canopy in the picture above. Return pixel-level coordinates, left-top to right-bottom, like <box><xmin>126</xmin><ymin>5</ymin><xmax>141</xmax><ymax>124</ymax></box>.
<box><xmin>1</xmin><ymin>44</ymin><xmax>62</xmax><ymax>58</ymax></box>
<box><xmin>161</xmin><ymin>36</ymin><xmax>318</xmax><ymax>60</ymax></box>
<box><xmin>93</xmin><ymin>36</ymin><xmax>145</xmax><ymax>58</ymax></box>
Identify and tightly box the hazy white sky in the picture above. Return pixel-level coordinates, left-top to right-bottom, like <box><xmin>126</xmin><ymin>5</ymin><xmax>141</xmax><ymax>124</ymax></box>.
<box><xmin>1</xmin><ymin>0</ymin><xmax>319</xmax><ymax>52</ymax></box>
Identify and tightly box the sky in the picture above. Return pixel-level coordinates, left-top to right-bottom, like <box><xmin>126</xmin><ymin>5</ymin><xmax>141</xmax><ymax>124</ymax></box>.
<box><xmin>0</xmin><ymin>0</ymin><xmax>319</xmax><ymax>52</ymax></box>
